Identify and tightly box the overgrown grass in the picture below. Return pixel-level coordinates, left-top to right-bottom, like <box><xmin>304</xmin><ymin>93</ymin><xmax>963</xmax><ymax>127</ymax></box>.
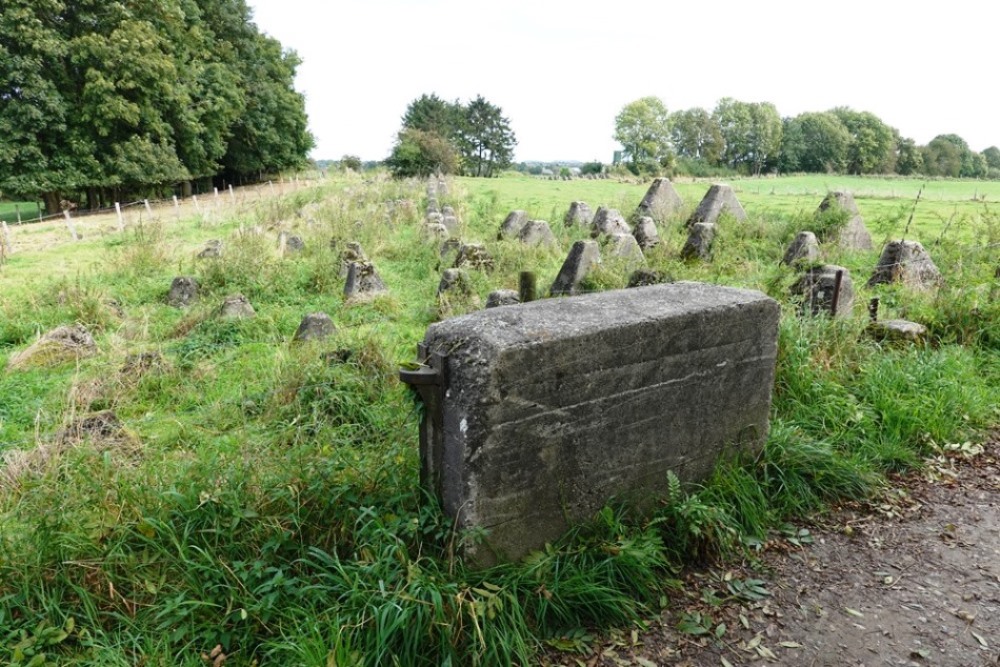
<box><xmin>0</xmin><ymin>172</ymin><xmax>997</xmax><ymax>665</ymax></box>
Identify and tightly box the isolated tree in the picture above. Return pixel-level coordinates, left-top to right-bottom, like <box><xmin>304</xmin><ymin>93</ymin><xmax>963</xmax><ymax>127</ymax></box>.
<box><xmin>385</xmin><ymin>128</ymin><xmax>459</xmax><ymax>177</ymax></box>
<box><xmin>922</xmin><ymin>135</ymin><xmax>964</xmax><ymax>177</ymax></box>
<box><xmin>457</xmin><ymin>95</ymin><xmax>517</xmax><ymax>177</ymax></box>
<box><xmin>401</xmin><ymin>94</ymin><xmax>465</xmax><ymax>140</ymax></box>
<box><xmin>670</xmin><ymin>107</ymin><xmax>723</xmax><ymax>165</ymax></box>
<box><xmin>340</xmin><ymin>155</ymin><xmax>362</xmax><ymax>171</ymax></box>
<box><xmin>613</xmin><ymin>97</ymin><xmax>672</xmax><ymax>171</ymax></box>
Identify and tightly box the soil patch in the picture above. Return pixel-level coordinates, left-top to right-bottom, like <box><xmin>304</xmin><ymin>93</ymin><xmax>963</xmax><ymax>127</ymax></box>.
<box><xmin>554</xmin><ymin>438</ymin><xmax>1000</xmax><ymax>667</ymax></box>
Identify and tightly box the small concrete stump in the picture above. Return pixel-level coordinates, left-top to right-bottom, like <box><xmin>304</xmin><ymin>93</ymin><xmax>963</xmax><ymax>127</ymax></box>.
<box><xmin>453</xmin><ymin>243</ymin><xmax>494</xmax><ymax>271</ymax></box>
<box><xmin>440</xmin><ymin>238</ymin><xmax>462</xmax><ymax>261</ymax></box>
<box><xmin>218</xmin><ymin>294</ymin><xmax>256</xmax><ymax>319</ymax></box>
<box><xmin>340</xmin><ymin>242</ymin><xmax>368</xmax><ymax>276</ymax></box>
<box><xmin>6</xmin><ymin>324</ymin><xmax>97</xmax><ymax>370</ymax></box>
<box><xmin>868</xmin><ymin>319</ymin><xmax>927</xmax><ymax>344</ymax></box>
<box><xmin>550</xmin><ymin>240</ymin><xmax>601</xmax><ymax>296</ymax></box>
<box><xmin>636</xmin><ymin>178</ymin><xmax>683</xmax><ymax>221</ymax></box>
<box><xmin>868</xmin><ymin>240</ymin><xmax>941</xmax><ymax>289</ymax></box>
<box><xmin>632</xmin><ymin>216</ymin><xmax>660</xmax><ymax>250</ymax></box>
<box><xmin>441</xmin><ymin>215</ymin><xmax>461</xmax><ymax>236</ymax></box>
<box><xmin>422</xmin><ymin>223</ymin><xmax>450</xmax><ymax>241</ymax></box>
<box><xmin>686</xmin><ymin>184</ymin><xmax>747</xmax><ymax>226</ymax></box>
<box><xmin>437</xmin><ymin>268</ymin><xmax>474</xmax><ymax>297</ymax></box>
<box><xmin>436</xmin><ymin>269</ymin><xmax>480</xmax><ymax>316</ymax></box>
<box><xmin>564</xmin><ymin>201</ymin><xmax>594</xmax><ymax>227</ymax></box>
<box><xmin>605</xmin><ymin>233</ymin><xmax>645</xmax><ymax>267</ymax></box>
<box><xmin>517</xmin><ymin>220</ymin><xmax>557</xmax><ymax>248</ymax></box>
<box><xmin>782</xmin><ymin>231</ymin><xmax>820</xmax><ymax>266</ymax></box>
<box><xmin>344</xmin><ymin>261</ymin><xmax>388</xmax><ymax>300</ymax></box>
<box><xmin>485</xmin><ymin>289</ymin><xmax>521</xmax><ymax>308</ymax></box>
<box><xmin>197</xmin><ymin>239</ymin><xmax>223</xmax><ymax>259</ymax></box>
<box><xmin>499</xmin><ymin>210</ymin><xmax>529</xmax><ymax>239</ymax></box>
<box><xmin>294</xmin><ymin>312</ymin><xmax>336</xmax><ymax>342</ymax></box>
<box><xmin>680</xmin><ymin>222</ymin><xmax>717</xmax><ymax>261</ymax></box>
<box><xmin>791</xmin><ymin>264</ymin><xmax>854</xmax><ymax>317</ymax></box>
<box><xmin>627</xmin><ymin>269</ymin><xmax>668</xmax><ymax>288</ymax></box>
<box><xmin>816</xmin><ymin>191</ymin><xmax>873</xmax><ymax>251</ymax></box>
<box><xmin>167</xmin><ymin>277</ymin><xmax>199</xmax><ymax>308</ymax></box>
<box><xmin>407</xmin><ymin>282</ymin><xmax>780</xmax><ymax>565</ymax></box>
<box><xmin>590</xmin><ymin>207</ymin><xmax>630</xmax><ymax>238</ymax></box>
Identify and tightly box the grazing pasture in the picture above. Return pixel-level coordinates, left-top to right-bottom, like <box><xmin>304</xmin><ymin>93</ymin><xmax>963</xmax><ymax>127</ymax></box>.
<box><xmin>0</xmin><ymin>173</ymin><xmax>997</xmax><ymax>665</ymax></box>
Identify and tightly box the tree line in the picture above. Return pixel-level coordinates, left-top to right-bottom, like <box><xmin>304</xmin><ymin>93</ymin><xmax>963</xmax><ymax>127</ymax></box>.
<box><xmin>0</xmin><ymin>0</ymin><xmax>313</xmax><ymax>214</ymax></box>
<box><xmin>614</xmin><ymin>97</ymin><xmax>1000</xmax><ymax>179</ymax></box>
<box><xmin>385</xmin><ymin>94</ymin><xmax>516</xmax><ymax>178</ymax></box>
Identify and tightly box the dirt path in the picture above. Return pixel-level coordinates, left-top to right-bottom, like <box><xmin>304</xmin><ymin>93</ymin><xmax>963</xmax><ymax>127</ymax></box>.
<box><xmin>565</xmin><ymin>439</ymin><xmax>1000</xmax><ymax>667</ymax></box>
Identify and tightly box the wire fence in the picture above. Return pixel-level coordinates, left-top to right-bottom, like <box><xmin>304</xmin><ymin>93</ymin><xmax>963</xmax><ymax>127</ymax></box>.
<box><xmin>0</xmin><ymin>172</ymin><xmax>327</xmax><ymax>226</ymax></box>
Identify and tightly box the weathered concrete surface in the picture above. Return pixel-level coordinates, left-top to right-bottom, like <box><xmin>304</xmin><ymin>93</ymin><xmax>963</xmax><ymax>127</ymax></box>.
<box><xmin>686</xmin><ymin>183</ymin><xmax>747</xmax><ymax>226</ymax></box>
<box><xmin>564</xmin><ymin>201</ymin><xmax>594</xmax><ymax>227</ymax></box>
<box><xmin>550</xmin><ymin>240</ymin><xmax>601</xmax><ymax>296</ymax></box>
<box><xmin>499</xmin><ymin>210</ymin><xmax>529</xmax><ymax>239</ymax></box>
<box><xmin>517</xmin><ymin>220</ymin><xmax>558</xmax><ymax>248</ymax></box>
<box><xmin>413</xmin><ymin>282</ymin><xmax>780</xmax><ymax>565</ymax></box>
<box><xmin>868</xmin><ymin>319</ymin><xmax>927</xmax><ymax>343</ymax></box>
<box><xmin>635</xmin><ymin>178</ymin><xmax>683</xmax><ymax>221</ymax></box>
<box><xmin>632</xmin><ymin>216</ymin><xmax>660</xmax><ymax>250</ymax></box>
<box><xmin>791</xmin><ymin>264</ymin><xmax>854</xmax><ymax>318</ymax></box>
<box><xmin>294</xmin><ymin>312</ymin><xmax>336</xmax><ymax>342</ymax></box>
<box><xmin>485</xmin><ymin>289</ymin><xmax>520</xmax><ymax>308</ymax></box>
<box><xmin>680</xmin><ymin>222</ymin><xmax>717</xmax><ymax>261</ymax></box>
<box><xmin>167</xmin><ymin>277</ymin><xmax>199</xmax><ymax>307</ymax></box>
<box><xmin>868</xmin><ymin>240</ymin><xmax>942</xmax><ymax>289</ymax></box>
<box><xmin>782</xmin><ymin>231</ymin><xmax>820</xmax><ymax>266</ymax></box>
<box><xmin>816</xmin><ymin>191</ymin><xmax>874</xmax><ymax>251</ymax></box>
<box><xmin>590</xmin><ymin>207</ymin><xmax>630</xmax><ymax>238</ymax></box>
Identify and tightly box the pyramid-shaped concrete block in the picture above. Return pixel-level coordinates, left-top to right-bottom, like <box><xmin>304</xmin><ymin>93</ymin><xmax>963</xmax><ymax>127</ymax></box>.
<box><xmin>686</xmin><ymin>184</ymin><xmax>747</xmax><ymax>226</ymax></box>
<box><xmin>816</xmin><ymin>191</ymin><xmax>873</xmax><ymax>251</ymax></box>
<box><xmin>635</xmin><ymin>178</ymin><xmax>683</xmax><ymax>221</ymax></box>
<box><xmin>868</xmin><ymin>240</ymin><xmax>942</xmax><ymax>289</ymax></box>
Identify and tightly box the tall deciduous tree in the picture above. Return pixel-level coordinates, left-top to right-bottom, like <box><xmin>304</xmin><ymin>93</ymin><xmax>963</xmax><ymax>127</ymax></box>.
<box><xmin>385</xmin><ymin>128</ymin><xmax>459</xmax><ymax>177</ymax></box>
<box><xmin>713</xmin><ymin>98</ymin><xmax>782</xmax><ymax>175</ymax></box>
<box><xmin>613</xmin><ymin>97</ymin><xmax>672</xmax><ymax>170</ymax></box>
<box><xmin>401</xmin><ymin>93</ymin><xmax>465</xmax><ymax>141</ymax></box>
<box><xmin>458</xmin><ymin>95</ymin><xmax>516</xmax><ymax>177</ymax></box>
<box><xmin>0</xmin><ymin>0</ymin><xmax>312</xmax><ymax>212</ymax></box>
<box><xmin>830</xmin><ymin>108</ymin><xmax>897</xmax><ymax>174</ymax></box>
<box><xmin>895</xmin><ymin>137</ymin><xmax>924</xmax><ymax>176</ymax></box>
<box><xmin>779</xmin><ymin>112</ymin><xmax>850</xmax><ymax>173</ymax></box>
<box><xmin>669</xmin><ymin>107</ymin><xmax>723</xmax><ymax>165</ymax></box>
<box><xmin>386</xmin><ymin>94</ymin><xmax>516</xmax><ymax>178</ymax></box>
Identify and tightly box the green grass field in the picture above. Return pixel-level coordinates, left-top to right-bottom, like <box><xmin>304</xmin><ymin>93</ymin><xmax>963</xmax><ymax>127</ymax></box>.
<box><xmin>0</xmin><ymin>173</ymin><xmax>997</xmax><ymax>665</ymax></box>
<box><xmin>0</xmin><ymin>201</ymin><xmax>42</xmax><ymax>224</ymax></box>
<box><xmin>464</xmin><ymin>173</ymin><xmax>1000</xmax><ymax>246</ymax></box>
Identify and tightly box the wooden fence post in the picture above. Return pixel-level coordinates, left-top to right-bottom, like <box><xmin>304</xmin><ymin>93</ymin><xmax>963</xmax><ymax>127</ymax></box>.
<box><xmin>115</xmin><ymin>202</ymin><xmax>124</xmax><ymax>232</ymax></box>
<box><xmin>519</xmin><ymin>271</ymin><xmax>538</xmax><ymax>303</ymax></box>
<box><xmin>63</xmin><ymin>210</ymin><xmax>79</xmax><ymax>241</ymax></box>
<box><xmin>0</xmin><ymin>220</ymin><xmax>13</xmax><ymax>256</ymax></box>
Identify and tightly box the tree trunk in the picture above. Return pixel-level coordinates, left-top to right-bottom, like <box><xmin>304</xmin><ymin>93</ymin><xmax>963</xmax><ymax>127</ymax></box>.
<box><xmin>42</xmin><ymin>191</ymin><xmax>60</xmax><ymax>215</ymax></box>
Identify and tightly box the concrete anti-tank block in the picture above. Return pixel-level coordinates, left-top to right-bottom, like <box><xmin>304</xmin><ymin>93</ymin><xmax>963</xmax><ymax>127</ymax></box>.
<box><xmin>409</xmin><ymin>282</ymin><xmax>780</xmax><ymax>565</ymax></box>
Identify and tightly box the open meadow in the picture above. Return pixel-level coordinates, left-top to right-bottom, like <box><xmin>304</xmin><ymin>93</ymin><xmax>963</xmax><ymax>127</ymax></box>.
<box><xmin>0</xmin><ymin>173</ymin><xmax>998</xmax><ymax>665</ymax></box>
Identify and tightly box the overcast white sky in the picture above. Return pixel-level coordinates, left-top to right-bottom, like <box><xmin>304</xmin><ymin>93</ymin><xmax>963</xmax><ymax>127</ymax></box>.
<box><xmin>246</xmin><ymin>0</ymin><xmax>1000</xmax><ymax>162</ymax></box>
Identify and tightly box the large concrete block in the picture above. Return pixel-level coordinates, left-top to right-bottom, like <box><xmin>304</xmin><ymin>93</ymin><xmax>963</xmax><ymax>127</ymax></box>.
<box><xmin>405</xmin><ymin>283</ymin><xmax>780</xmax><ymax>565</ymax></box>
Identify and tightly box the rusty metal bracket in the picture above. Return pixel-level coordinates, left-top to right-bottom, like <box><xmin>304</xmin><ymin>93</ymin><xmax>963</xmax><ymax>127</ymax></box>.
<box><xmin>399</xmin><ymin>345</ymin><xmax>448</xmax><ymax>498</ymax></box>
